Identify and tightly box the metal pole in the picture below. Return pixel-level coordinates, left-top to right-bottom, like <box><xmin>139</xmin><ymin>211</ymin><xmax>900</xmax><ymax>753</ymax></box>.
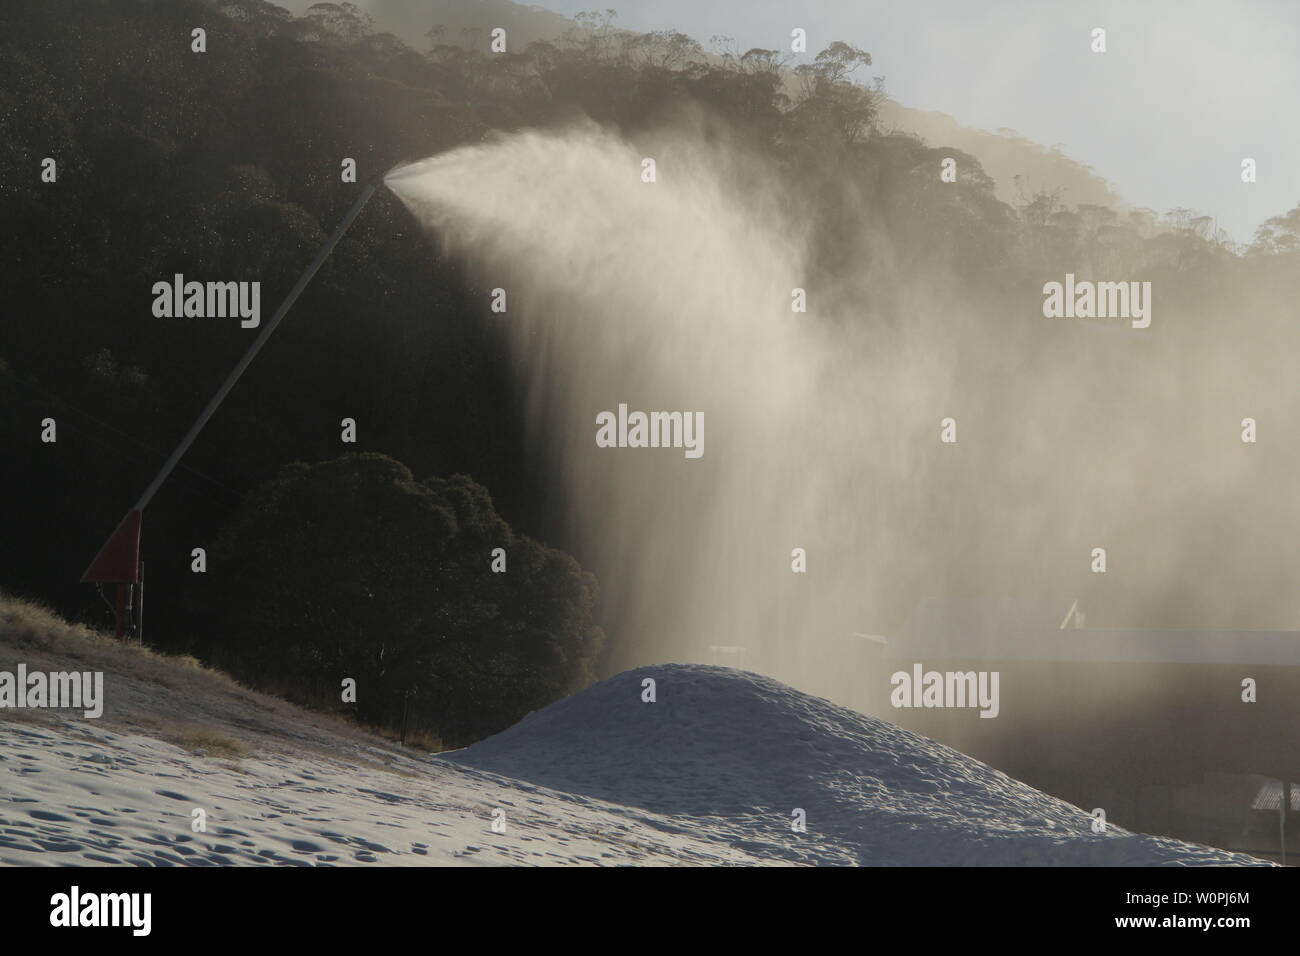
<box><xmin>114</xmin><ymin>585</ymin><xmax>126</xmax><ymax>639</ymax></box>
<box><xmin>1283</xmin><ymin>781</ymin><xmax>1291</xmax><ymax>866</ymax></box>
<box><xmin>137</xmin><ymin>561</ymin><xmax>145</xmax><ymax>645</ymax></box>
<box><xmin>134</xmin><ymin>184</ymin><xmax>378</xmax><ymax>513</ymax></box>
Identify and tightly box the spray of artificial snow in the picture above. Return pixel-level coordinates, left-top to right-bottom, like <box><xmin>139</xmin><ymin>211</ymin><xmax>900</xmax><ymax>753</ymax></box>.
<box><xmin>386</xmin><ymin>112</ymin><xmax>1300</xmax><ymax>711</ymax></box>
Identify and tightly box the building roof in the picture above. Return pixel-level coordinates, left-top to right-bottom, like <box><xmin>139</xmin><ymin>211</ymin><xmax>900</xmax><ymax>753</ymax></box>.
<box><xmin>891</xmin><ymin>598</ymin><xmax>1300</xmax><ymax>666</ymax></box>
<box><xmin>1251</xmin><ymin>779</ymin><xmax>1300</xmax><ymax>812</ymax></box>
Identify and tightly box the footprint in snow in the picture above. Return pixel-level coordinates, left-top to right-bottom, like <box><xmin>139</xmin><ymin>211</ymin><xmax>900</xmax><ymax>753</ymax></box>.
<box><xmin>29</xmin><ymin>810</ymin><xmax>71</xmax><ymax>822</ymax></box>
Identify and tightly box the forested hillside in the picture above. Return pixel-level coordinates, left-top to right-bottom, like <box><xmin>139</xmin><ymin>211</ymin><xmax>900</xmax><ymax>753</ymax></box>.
<box><xmin>3</xmin><ymin>0</ymin><xmax>1298</xmax><ymax>744</ymax></box>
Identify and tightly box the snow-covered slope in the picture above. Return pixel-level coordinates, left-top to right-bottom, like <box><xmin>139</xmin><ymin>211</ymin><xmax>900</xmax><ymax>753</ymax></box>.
<box><xmin>449</xmin><ymin>665</ymin><xmax>1267</xmax><ymax>866</ymax></box>
<box><xmin>0</xmin><ymin>601</ymin><xmax>1268</xmax><ymax>866</ymax></box>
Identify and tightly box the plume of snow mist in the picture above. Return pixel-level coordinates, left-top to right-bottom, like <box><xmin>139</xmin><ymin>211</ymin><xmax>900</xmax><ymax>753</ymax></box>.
<box><xmin>385</xmin><ymin>116</ymin><xmax>954</xmax><ymax>690</ymax></box>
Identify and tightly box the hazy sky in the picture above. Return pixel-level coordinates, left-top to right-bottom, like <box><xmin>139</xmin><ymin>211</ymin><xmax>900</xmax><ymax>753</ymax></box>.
<box><xmin>532</xmin><ymin>0</ymin><xmax>1300</xmax><ymax>243</ymax></box>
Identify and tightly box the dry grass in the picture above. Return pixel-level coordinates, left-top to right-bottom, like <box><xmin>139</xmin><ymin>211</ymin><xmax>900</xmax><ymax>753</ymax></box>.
<box><xmin>164</xmin><ymin>724</ymin><xmax>253</xmax><ymax>758</ymax></box>
<box><xmin>0</xmin><ymin>706</ymin><xmax>50</xmax><ymax>725</ymax></box>
<box><xmin>0</xmin><ymin>596</ymin><xmax>235</xmax><ymax>697</ymax></box>
<box><xmin>372</xmin><ymin>724</ymin><xmax>446</xmax><ymax>753</ymax></box>
<box><xmin>0</xmin><ymin>591</ymin><xmax>440</xmax><ymax>771</ymax></box>
<box><xmin>130</xmin><ymin>714</ymin><xmax>252</xmax><ymax>757</ymax></box>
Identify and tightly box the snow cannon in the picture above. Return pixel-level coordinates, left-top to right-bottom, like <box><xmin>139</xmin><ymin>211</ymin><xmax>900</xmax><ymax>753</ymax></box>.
<box><xmin>82</xmin><ymin>176</ymin><xmax>389</xmax><ymax>640</ymax></box>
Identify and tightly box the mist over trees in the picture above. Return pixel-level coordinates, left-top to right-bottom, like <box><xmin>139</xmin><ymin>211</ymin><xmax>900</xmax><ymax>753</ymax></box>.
<box><xmin>2</xmin><ymin>0</ymin><xmax>1298</xmax><ymax>742</ymax></box>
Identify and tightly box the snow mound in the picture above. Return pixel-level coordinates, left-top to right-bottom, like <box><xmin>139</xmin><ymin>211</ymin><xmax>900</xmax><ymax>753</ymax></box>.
<box><xmin>449</xmin><ymin>664</ymin><xmax>1268</xmax><ymax>866</ymax></box>
<box><xmin>0</xmin><ymin>594</ymin><xmax>1269</xmax><ymax>867</ymax></box>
